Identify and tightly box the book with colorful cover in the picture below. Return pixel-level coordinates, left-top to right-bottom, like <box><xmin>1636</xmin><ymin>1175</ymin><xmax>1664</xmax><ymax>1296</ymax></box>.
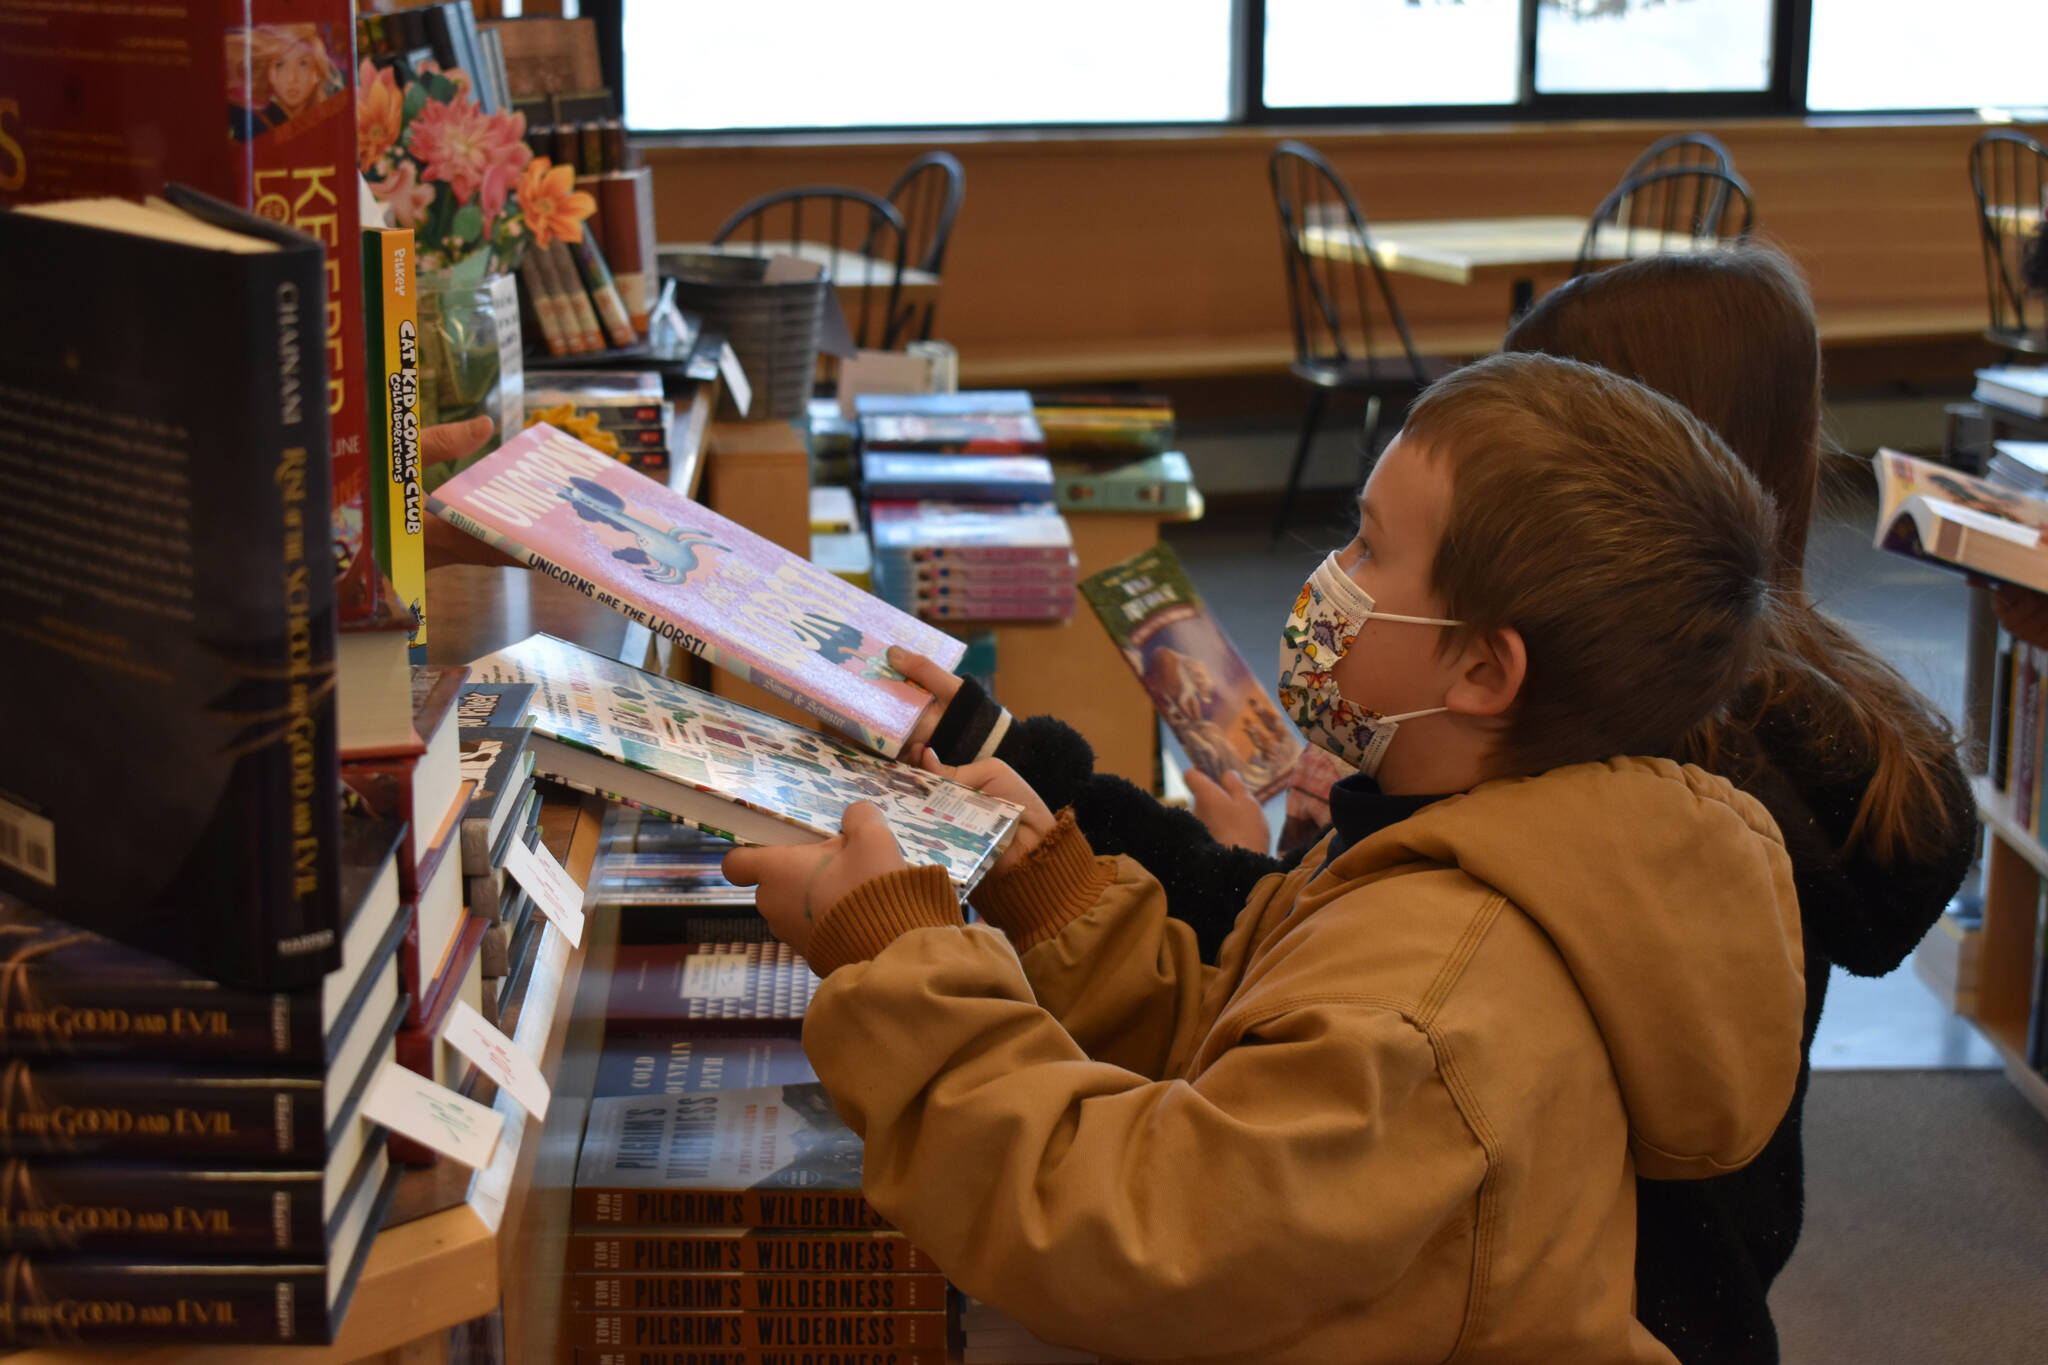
<box><xmin>861</xmin><ymin>452</ymin><xmax>1056</xmax><ymax>503</ymax></box>
<box><xmin>429</xmin><ymin>423</ymin><xmax>964</xmax><ymax>756</ymax></box>
<box><xmin>364</xmin><ymin>225</ymin><xmax>427</xmax><ymax>660</ymax></box>
<box><xmin>869</xmin><ymin>501</ymin><xmax>1075</xmax><ymax>564</ymax></box>
<box><xmin>1873</xmin><ymin>447</ymin><xmax>2048</xmax><ymax>593</ymax></box>
<box><xmin>0</xmin><ymin>2</ymin><xmax>373</xmax><ymax>621</ymax></box>
<box><xmin>1080</xmin><ymin>544</ymin><xmax>1304</xmax><ymax>802</ymax></box>
<box><xmin>465</xmin><ymin>635</ymin><xmax>1022</xmax><ymax>894</ymax></box>
<box><xmin>858</xmin><ymin>410</ymin><xmax>1046</xmax><ymax>457</ymax></box>
<box><xmin>1054</xmin><ymin>450</ymin><xmax>1194</xmax><ymax>513</ymax></box>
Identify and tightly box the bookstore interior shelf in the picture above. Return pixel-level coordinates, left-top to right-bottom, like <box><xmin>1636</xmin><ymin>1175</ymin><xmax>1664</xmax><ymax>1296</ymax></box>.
<box><xmin>1966</xmin><ymin>776</ymin><xmax>2048</xmax><ymax>1123</ymax></box>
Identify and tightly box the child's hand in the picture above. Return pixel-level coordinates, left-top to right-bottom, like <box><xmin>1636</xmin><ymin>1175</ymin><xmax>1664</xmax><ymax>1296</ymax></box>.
<box><xmin>917</xmin><ymin>750</ymin><xmax>1055</xmax><ymax>876</ymax></box>
<box><xmin>889</xmin><ymin>645</ymin><xmax>968</xmax><ymax>764</ymax></box>
<box><xmin>722</xmin><ymin>803</ymin><xmax>909</xmax><ymax>956</ymax></box>
<box><xmin>1187</xmin><ymin>769</ymin><xmax>1273</xmax><ymax>854</ymax></box>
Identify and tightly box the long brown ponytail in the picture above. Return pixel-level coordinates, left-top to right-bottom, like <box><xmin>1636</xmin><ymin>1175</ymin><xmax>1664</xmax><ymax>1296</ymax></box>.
<box><xmin>1503</xmin><ymin>245</ymin><xmax>1959</xmax><ymax>866</ymax></box>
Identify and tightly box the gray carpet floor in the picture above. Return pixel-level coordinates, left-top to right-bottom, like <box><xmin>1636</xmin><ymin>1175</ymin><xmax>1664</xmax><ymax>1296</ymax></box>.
<box><xmin>1774</xmin><ymin>1070</ymin><xmax>2048</xmax><ymax>1364</ymax></box>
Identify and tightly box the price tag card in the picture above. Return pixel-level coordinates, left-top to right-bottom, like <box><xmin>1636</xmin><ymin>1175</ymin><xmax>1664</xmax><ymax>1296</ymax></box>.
<box><xmin>360</xmin><ymin>1062</ymin><xmax>504</xmax><ymax>1170</ymax></box>
<box><xmin>441</xmin><ymin>999</ymin><xmax>551</xmax><ymax>1120</ymax></box>
<box><xmin>504</xmin><ymin>837</ymin><xmax>587</xmax><ymax>948</ymax></box>
<box><xmin>718</xmin><ymin>341</ymin><xmax>752</xmax><ymax>417</ymax></box>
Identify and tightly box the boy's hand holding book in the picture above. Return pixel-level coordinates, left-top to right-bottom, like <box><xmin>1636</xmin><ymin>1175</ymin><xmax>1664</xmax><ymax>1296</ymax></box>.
<box><xmin>722</xmin><ymin>803</ymin><xmax>911</xmax><ymax>956</ymax></box>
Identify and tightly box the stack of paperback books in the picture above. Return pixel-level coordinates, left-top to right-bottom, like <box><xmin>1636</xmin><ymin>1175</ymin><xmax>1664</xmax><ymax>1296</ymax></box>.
<box><xmin>598</xmin><ymin>818</ymin><xmax>764</xmax><ymax>944</ymax></box>
<box><xmin>0</xmin><ymin>818</ymin><xmax>411</xmax><ymax>1347</ymax></box>
<box><xmin>528</xmin><ymin>370</ymin><xmax>679</xmax><ymax>476</ymax></box>
<box><xmin>455</xmin><ymin>680</ymin><xmax>545</xmax><ymax>1026</ymax></box>
<box><xmin>1034</xmin><ymin>392</ymin><xmax>1192</xmax><ymax>516</ymax></box>
<box><xmin>857</xmin><ymin>392</ymin><xmax>1075</xmax><ymax>622</ymax></box>
<box><xmin>569</xmin><ymin>942</ymin><xmax>953</xmax><ymax>1362</ymax></box>
<box><xmin>870</xmin><ymin>500</ymin><xmax>1080</xmax><ymax>623</ymax></box>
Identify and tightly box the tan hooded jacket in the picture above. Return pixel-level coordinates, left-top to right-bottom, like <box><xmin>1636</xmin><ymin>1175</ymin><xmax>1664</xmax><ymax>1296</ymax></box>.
<box><xmin>801</xmin><ymin>757</ymin><xmax>1807</xmax><ymax>1364</ymax></box>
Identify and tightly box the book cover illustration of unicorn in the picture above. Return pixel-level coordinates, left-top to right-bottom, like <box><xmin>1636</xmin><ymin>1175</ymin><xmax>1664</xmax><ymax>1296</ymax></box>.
<box><xmin>468</xmin><ymin>634</ymin><xmax>1020</xmax><ymax>892</ymax></box>
<box><xmin>429</xmin><ymin>424</ymin><xmax>965</xmax><ymax>756</ymax></box>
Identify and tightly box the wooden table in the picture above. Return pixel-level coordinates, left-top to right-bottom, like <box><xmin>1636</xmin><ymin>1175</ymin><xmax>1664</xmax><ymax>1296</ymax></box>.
<box><xmin>1300</xmin><ymin>212</ymin><xmax>1730</xmax><ymax>316</ymax></box>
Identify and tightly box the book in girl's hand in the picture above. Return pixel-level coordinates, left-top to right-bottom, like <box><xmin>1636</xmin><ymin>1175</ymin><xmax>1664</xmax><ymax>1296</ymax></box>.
<box><xmin>1080</xmin><ymin>544</ymin><xmax>1304</xmax><ymax>802</ymax></box>
<box><xmin>430</xmin><ymin>423</ymin><xmax>965</xmax><ymax>756</ymax></box>
<box><xmin>467</xmin><ymin>634</ymin><xmax>1023</xmax><ymax>894</ymax></box>
<box><xmin>1873</xmin><ymin>448</ymin><xmax>2048</xmax><ymax>593</ymax></box>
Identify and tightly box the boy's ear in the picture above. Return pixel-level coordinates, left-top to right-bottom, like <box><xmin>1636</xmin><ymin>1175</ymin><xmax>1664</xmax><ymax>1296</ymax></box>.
<box><xmin>1445</xmin><ymin>626</ymin><xmax>1526</xmax><ymax>719</ymax></box>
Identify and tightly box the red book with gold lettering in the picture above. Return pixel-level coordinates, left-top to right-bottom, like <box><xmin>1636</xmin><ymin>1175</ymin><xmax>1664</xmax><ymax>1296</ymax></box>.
<box><xmin>0</xmin><ymin>0</ymin><xmax>373</xmax><ymax>618</ymax></box>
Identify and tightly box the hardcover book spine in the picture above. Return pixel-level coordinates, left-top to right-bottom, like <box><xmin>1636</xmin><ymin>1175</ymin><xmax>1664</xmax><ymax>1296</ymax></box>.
<box><xmin>0</xmin><ymin>986</ymin><xmax>320</xmax><ymax>1065</ymax></box>
<box><xmin>521</xmin><ymin>254</ymin><xmax>575</xmax><ymax>357</ymax></box>
<box><xmin>569</xmin><ymin>233</ymin><xmax>641</xmax><ymax>349</ymax></box>
<box><xmin>571</xmin><ymin>1273</ymin><xmax>949</xmax><ymax>1314</ymax></box>
<box><xmin>0</xmin><ymin>1255</ymin><xmax>335</xmax><ymax>1344</ymax></box>
<box><xmin>0</xmin><ymin>1060</ymin><xmax>328</xmax><ymax>1161</ymax></box>
<box><xmin>568</xmin><ymin>1233</ymin><xmax>941</xmax><ymax>1276</ymax></box>
<box><xmin>0</xmin><ymin>1161</ymin><xmax>331</xmax><ymax>1254</ymax></box>
<box><xmin>574</xmin><ymin>1351</ymin><xmax>947</xmax><ymax>1365</ymax></box>
<box><xmin>571</xmin><ymin>1311</ymin><xmax>949</xmax><ymax>1352</ymax></box>
<box><xmin>574</xmin><ymin>1189</ymin><xmax>890</xmax><ymax>1232</ymax></box>
<box><xmin>547</xmin><ymin>241</ymin><xmax>608</xmax><ymax>352</ymax></box>
<box><xmin>247</xmin><ymin>1</ymin><xmax>370</xmax><ymax>622</ymax></box>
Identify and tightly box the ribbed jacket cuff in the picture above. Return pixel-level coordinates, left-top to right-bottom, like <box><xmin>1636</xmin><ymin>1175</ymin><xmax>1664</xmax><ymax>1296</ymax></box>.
<box><xmin>807</xmin><ymin>864</ymin><xmax>964</xmax><ymax>975</ymax></box>
<box><xmin>969</xmin><ymin>809</ymin><xmax>1115</xmax><ymax>952</ymax></box>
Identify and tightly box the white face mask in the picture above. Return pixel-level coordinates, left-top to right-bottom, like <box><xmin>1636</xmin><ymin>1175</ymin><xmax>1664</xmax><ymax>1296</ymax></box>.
<box><xmin>1277</xmin><ymin>551</ymin><xmax>1463</xmax><ymax>778</ymax></box>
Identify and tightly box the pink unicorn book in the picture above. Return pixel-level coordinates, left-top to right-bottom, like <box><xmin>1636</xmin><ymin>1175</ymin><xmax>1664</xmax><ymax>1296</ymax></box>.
<box><xmin>428</xmin><ymin>423</ymin><xmax>964</xmax><ymax>756</ymax></box>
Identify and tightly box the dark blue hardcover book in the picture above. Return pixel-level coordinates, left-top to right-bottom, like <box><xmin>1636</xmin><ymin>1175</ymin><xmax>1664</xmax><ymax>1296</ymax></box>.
<box><xmin>860</xmin><ymin>452</ymin><xmax>1056</xmax><ymax>503</ymax></box>
<box><xmin>0</xmin><ymin>186</ymin><xmax>340</xmax><ymax>989</ymax></box>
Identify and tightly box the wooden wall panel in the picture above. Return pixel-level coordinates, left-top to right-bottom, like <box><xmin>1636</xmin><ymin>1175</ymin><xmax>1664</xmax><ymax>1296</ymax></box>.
<box><xmin>640</xmin><ymin>118</ymin><xmax>2041</xmax><ymax>385</ymax></box>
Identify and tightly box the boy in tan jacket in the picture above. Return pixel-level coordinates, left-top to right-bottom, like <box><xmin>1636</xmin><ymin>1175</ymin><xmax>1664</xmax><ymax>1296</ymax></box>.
<box><xmin>726</xmin><ymin>353</ymin><xmax>1807</xmax><ymax>1364</ymax></box>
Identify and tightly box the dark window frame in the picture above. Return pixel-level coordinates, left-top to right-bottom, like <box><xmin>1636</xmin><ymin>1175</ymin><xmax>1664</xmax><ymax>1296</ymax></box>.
<box><xmin>591</xmin><ymin>0</ymin><xmax>2009</xmax><ymax>140</ymax></box>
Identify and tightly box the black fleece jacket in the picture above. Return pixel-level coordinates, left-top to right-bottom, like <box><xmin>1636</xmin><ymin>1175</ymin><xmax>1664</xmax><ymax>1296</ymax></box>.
<box><xmin>979</xmin><ymin>705</ymin><xmax>1977</xmax><ymax>1365</ymax></box>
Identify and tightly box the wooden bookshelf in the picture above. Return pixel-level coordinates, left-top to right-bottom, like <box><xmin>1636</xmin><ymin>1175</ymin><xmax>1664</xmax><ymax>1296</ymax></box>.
<box><xmin>1964</xmin><ymin>775</ymin><xmax>2048</xmax><ymax>1123</ymax></box>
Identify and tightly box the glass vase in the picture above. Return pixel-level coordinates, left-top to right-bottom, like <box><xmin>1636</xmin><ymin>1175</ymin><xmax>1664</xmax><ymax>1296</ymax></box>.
<box><xmin>417</xmin><ymin>270</ymin><xmax>526</xmax><ymax>491</ymax></box>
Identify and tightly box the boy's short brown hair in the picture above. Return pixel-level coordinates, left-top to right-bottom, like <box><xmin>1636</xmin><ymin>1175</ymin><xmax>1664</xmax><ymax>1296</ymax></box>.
<box><xmin>1402</xmin><ymin>351</ymin><xmax>1776</xmax><ymax>776</ymax></box>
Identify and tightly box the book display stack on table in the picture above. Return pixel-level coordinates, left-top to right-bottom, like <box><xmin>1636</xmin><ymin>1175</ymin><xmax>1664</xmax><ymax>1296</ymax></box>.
<box><xmin>810</xmin><ymin>483</ymin><xmax>874</xmax><ymax>591</ymax></box>
<box><xmin>0</xmin><ymin>159</ymin><xmax>462</xmax><ymax>1342</ymax></box>
<box><xmin>529</xmin><ymin>370</ymin><xmax>682</xmax><ymax>477</ymax></box>
<box><xmin>1035</xmin><ymin>392</ymin><xmax>1194</xmax><ymax>516</ymax></box>
<box><xmin>1975</xmin><ymin>365</ymin><xmax>2048</xmax><ymax>422</ymax></box>
<box><xmin>568</xmin><ymin>943</ymin><xmax>955</xmax><ymax>1365</ymax></box>
<box><xmin>857</xmin><ymin>392</ymin><xmax>1078</xmax><ymax>624</ymax></box>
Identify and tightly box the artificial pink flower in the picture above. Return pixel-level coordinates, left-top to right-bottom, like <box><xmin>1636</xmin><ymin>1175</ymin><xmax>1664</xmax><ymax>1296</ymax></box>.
<box><xmin>475</xmin><ymin>109</ymin><xmax>533</xmax><ymax>219</ymax></box>
<box><xmin>408</xmin><ymin>94</ymin><xmax>510</xmax><ymax>204</ymax></box>
<box><xmin>356</xmin><ymin>61</ymin><xmax>404</xmax><ymax>173</ymax></box>
<box><xmin>516</xmin><ymin>157</ymin><xmax>597</xmax><ymax>251</ymax></box>
<box><xmin>371</xmin><ymin>159</ymin><xmax>435</xmax><ymax>228</ymax></box>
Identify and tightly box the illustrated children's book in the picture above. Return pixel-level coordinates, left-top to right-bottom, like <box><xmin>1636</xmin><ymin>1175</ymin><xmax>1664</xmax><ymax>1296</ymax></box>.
<box><xmin>466</xmin><ymin>634</ymin><xmax>1022</xmax><ymax>894</ymax></box>
<box><xmin>1873</xmin><ymin>448</ymin><xmax>2048</xmax><ymax>593</ymax></box>
<box><xmin>1080</xmin><ymin>545</ymin><xmax>1305</xmax><ymax>802</ymax></box>
<box><xmin>429</xmin><ymin>423</ymin><xmax>964</xmax><ymax>756</ymax></box>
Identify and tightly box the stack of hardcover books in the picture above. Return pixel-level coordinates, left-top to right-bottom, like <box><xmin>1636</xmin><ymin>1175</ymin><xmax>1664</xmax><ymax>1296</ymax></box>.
<box><xmin>455</xmin><ymin>681</ymin><xmax>545</xmax><ymax>1026</ymax></box>
<box><xmin>870</xmin><ymin>500</ymin><xmax>1080</xmax><ymax>623</ymax></box>
<box><xmin>0</xmin><ymin>818</ymin><xmax>411</xmax><ymax>1347</ymax></box>
<box><xmin>528</xmin><ymin>371</ymin><xmax>678</xmax><ymax>476</ymax></box>
<box><xmin>568</xmin><ymin>942</ymin><xmax>953</xmax><ymax>1362</ymax></box>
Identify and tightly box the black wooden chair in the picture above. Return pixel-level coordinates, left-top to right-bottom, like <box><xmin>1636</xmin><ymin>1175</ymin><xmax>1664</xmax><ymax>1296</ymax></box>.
<box><xmin>1573</xmin><ymin>165</ymin><xmax>1755</xmax><ymax>277</ymax></box>
<box><xmin>1968</xmin><ymin>129</ymin><xmax>2048</xmax><ymax>357</ymax></box>
<box><xmin>884</xmin><ymin>150</ymin><xmax>965</xmax><ymax>343</ymax></box>
<box><xmin>1269</xmin><ymin>139</ymin><xmax>1453</xmax><ymax>542</ymax></box>
<box><xmin>1621</xmin><ymin>131</ymin><xmax>1735</xmax><ymax>183</ymax></box>
<box><xmin>710</xmin><ymin>185</ymin><xmax>911</xmax><ymax>354</ymax></box>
